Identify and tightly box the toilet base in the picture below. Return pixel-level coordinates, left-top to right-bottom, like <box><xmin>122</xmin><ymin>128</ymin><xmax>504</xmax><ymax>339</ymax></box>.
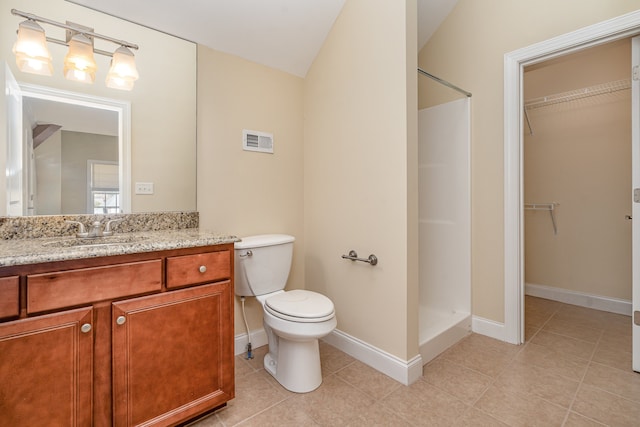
<box><xmin>264</xmin><ymin>338</ymin><xmax>322</xmax><ymax>393</ymax></box>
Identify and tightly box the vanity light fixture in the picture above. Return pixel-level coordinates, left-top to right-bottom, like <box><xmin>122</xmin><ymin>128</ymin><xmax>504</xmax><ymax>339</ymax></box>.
<box><xmin>11</xmin><ymin>9</ymin><xmax>139</xmax><ymax>90</ymax></box>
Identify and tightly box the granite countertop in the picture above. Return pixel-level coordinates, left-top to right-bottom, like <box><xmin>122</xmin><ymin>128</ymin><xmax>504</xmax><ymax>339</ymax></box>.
<box><xmin>0</xmin><ymin>229</ymin><xmax>240</xmax><ymax>267</ymax></box>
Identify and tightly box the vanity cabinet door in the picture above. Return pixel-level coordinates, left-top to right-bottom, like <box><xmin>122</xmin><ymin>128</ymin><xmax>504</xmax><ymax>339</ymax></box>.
<box><xmin>0</xmin><ymin>307</ymin><xmax>93</xmax><ymax>426</ymax></box>
<box><xmin>112</xmin><ymin>281</ymin><xmax>234</xmax><ymax>427</ymax></box>
<box><xmin>0</xmin><ymin>276</ymin><xmax>19</xmax><ymax>320</ymax></box>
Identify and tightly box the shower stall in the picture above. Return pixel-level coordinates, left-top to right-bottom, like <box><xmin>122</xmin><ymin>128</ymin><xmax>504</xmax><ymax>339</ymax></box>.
<box><xmin>417</xmin><ymin>69</ymin><xmax>471</xmax><ymax>364</ymax></box>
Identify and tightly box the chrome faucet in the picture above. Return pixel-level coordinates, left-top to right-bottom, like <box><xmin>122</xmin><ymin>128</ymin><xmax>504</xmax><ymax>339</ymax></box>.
<box><xmin>65</xmin><ymin>220</ymin><xmax>88</xmax><ymax>238</ymax></box>
<box><xmin>87</xmin><ymin>221</ymin><xmax>103</xmax><ymax>238</ymax></box>
<box><xmin>103</xmin><ymin>218</ymin><xmax>123</xmax><ymax>236</ymax></box>
<box><xmin>66</xmin><ymin>218</ymin><xmax>124</xmax><ymax>238</ymax></box>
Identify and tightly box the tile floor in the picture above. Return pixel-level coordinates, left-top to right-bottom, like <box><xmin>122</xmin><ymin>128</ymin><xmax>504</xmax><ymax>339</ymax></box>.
<box><xmin>189</xmin><ymin>296</ymin><xmax>639</xmax><ymax>426</ymax></box>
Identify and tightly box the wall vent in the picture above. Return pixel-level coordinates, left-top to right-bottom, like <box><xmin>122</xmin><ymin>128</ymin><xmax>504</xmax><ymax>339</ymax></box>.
<box><xmin>243</xmin><ymin>129</ymin><xmax>273</xmax><ymax>154</ymax></box>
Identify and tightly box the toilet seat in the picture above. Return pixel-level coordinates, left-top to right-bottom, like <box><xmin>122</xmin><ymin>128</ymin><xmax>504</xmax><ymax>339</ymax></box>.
<box><xmin>265</xmin><ymin>289</ymin><xmax>335</xmax><ymax>323</ymax></box>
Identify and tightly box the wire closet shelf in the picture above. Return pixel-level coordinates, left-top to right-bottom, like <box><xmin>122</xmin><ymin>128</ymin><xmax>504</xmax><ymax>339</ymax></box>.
<box><xmin>524</xmin><ymin>79</ymin><xmax>630</xmax><ymax>110</ymax></box>
<box><xmin>523</xmin><ymin>79</ymin><xmax>630</xmax><ymax>135</ymax></box>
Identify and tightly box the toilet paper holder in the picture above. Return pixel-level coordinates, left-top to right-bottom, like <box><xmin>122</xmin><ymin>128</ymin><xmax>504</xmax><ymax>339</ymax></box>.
<box><xmin>341</xmin><ymin>250</ymin><xmax>378</xmax><ymax>266</ymax></box>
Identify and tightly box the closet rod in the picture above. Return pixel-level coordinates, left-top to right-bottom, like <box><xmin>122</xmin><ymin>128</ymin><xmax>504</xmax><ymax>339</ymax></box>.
<box><xmin>418</xmin><ymin>68</ymin><xmax>472</xmax><ymax>98</ymax></box>
<box><xmin>524</xmin><ymin>79</ymin><xmax>630</xmax><ymax>110</ymax></box>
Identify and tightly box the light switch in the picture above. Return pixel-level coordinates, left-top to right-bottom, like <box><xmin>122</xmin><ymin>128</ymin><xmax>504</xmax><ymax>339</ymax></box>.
<box><xmin>135</xmin><ymin>182</ymin><xmax>154</xmax><ymax>195</ymax></box>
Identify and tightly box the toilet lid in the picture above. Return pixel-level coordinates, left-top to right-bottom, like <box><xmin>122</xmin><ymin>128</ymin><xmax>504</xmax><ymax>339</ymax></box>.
<box><xmin>265</xmin><ymin>290</ymin><xmax>335</xmax><ymax>322</ymax></box>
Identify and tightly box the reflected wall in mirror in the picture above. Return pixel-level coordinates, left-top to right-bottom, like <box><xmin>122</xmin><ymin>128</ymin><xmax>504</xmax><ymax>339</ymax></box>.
<box><xmin>1</xmin><ymin>0</ymin><xmax>197</xmax><ymax>216</ymax></box>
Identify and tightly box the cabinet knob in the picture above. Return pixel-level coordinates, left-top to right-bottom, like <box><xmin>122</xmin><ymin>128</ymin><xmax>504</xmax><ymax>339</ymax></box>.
<box><xmin>80</xmin><ymin>323</ymin><xmax>92</xmax><ymax>334</ymax></box>
<box><xmin>199</xmin><ymin>265</ymin><xmax>207</xmax><ymax>273</ymax></box>
<box><xmin>116</xmin><ymin>316</ymin><xmax>126</xmax><ymax>325</ymax></box>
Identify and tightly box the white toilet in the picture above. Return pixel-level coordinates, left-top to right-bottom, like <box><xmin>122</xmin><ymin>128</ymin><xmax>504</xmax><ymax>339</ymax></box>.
<box><xmin>234</xmin><ymin>234</ymin><xmax>337</xmax><ymax>393</ymax></box>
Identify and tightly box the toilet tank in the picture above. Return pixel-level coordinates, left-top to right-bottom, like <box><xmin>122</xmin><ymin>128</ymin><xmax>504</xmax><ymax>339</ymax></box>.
<box><xmin>234</xmin><ymin>234</ymin><xmax>295</xmax><ymax>297</ymax></box>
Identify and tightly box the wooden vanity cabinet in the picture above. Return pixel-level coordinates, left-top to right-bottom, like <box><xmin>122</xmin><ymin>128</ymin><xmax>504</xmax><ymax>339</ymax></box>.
<box><xmin>0</xmin><ymin>244</ymin><xmax>234</xmax><ymax>427</ymax></box>
<box><xmin>0</xmin><ymin>307</ymin><xmax>94</xmax><ymax>426</ymax></box>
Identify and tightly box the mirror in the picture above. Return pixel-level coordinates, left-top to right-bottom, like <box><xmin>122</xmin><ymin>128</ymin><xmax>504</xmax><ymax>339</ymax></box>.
<box><xmin>19</xmin><ymin>83</ymin><xmax>130</xmax><ymax>215</ymax></box>
<box><xmin>1</xmin><ymin>0</ymin><xmax>197</xmax><ymax>216</ymax></box>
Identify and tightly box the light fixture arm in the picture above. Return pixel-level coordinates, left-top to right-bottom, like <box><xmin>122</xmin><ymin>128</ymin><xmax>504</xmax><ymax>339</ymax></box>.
<box><xmin>45</xmin><ymin>36</ymin><xmax>114</xmax><ymax>57</ymax></box>
<box><xmin>11</xmin><ymin>8</ymin><xmax>138</xmax><ymax>51</ymax></box>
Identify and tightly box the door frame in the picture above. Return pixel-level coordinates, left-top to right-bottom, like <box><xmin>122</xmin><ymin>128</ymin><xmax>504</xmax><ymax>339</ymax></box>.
<box><xmin>503</xmin><ymin>10</ymin><xmax>640</xmax><ymax>344</ymax></box>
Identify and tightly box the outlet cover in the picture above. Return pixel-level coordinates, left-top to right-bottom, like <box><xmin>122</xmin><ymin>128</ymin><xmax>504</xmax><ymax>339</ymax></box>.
<box><xmin>135</xmin><ymin>182</ymin><xmax>154</xmax><ymax>195</ymax></box>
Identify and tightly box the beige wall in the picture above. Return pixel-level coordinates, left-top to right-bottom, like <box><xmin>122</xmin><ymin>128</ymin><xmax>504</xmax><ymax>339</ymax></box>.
<box><xmin>419</xmin><ymin>0</ymin><xmax>639</xmax><ymax>323</ymax></box>
<box><xmin>524</xmin><ymin>39</ymin><xmax>631</xmax><ymax>300</ymax></box>
<box><xmin>304</xmin><ymin>0</ymin><xmax>418</xmax><ymax>360</ymax></box>
<box><xmin>196</xmin><ymin>46</ymin><xmax>305</xmax><ymax>335</ymax></box>
<box><xmin>1</xmin><ymin>0</ymin><xmax>196</xmax><ymax>214</ymax></box>
<box><xmin>196</xmin><ymin>0</ymin><xmax>418</xmax><ymax>359</ymax></box>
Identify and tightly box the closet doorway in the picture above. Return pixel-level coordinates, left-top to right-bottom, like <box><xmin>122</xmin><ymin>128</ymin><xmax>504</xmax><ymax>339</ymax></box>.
<box><xmin>522</xmin><ymin>39</ymin><xmax>632</xmax><ymax>334</ymax></box>
<box><xmin>504</xmin><ymin>14</ymin><xmax>640</xmax><ymax>374</ymax></box>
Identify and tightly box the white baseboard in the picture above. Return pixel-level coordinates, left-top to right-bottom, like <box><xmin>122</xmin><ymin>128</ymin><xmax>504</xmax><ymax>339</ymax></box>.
<box><xmin>234</xmin><ymin>329</ymin><xmax>268</xmax><ymax>356</ymax></box>
<box><xmin>472</xmin><ymin>315</ymin><xmax>506</xmax><ymax>341</ymax></box>
<box><xmin>235</xmin><ymin>328</ymin><xmax>422</xmax><ymax>385</ymax></box>
<box><xmin>526</xmin><ymin>282</ymin><xmax>632</xmax><ymax>316</ymax></box>
<box><xmin>322</xmin><ymin>329</ymin><xmax>423</xmax><ymax>386</ymax></box>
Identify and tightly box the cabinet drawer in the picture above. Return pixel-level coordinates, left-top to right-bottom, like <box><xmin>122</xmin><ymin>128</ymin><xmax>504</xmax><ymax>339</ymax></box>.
<box><xmin>27</xmin><ymin>260</ymin><xmax>162</xmax><ymax>314</ymax></box>
<box><xmin>0</xmin><ymin>276</ymin><xmax>19</xmax><ymax>320</ymax></box>
<box><xmin>166</xmin><ymin>250</ymin><xmax>230</xmax><ymax>289</ymax></box>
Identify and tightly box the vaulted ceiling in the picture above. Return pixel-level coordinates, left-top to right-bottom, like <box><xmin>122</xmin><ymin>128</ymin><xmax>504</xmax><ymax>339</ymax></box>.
<box><xmin>67</xmin><ymin>0</ymin><xmax>458</xmax><ymax>77</ymax></box>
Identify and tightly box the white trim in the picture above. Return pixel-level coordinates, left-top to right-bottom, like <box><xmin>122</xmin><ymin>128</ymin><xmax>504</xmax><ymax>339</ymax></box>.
<box><xmin>526</xmin><ymin>283</ymin><xmax>632</xmax><ymax>316</ymax></box>
<box><xmin>234</xmin><ymin>329</ymin><xmax>268</xmax><ymax>356</ymax></box>
<box><xmin>632</xmin><ymin>35</ymin><xmax>640</xmax><ymax>374</ymax></box>
<box><xmin>235</xmin><ymin>328</ymin><xmax>423</xmax><ymax>385</ymax></box>
<box><xmin>503</xmin><ymin>10</ymin><xmax>640</xmax><ymax>345</ymax></box>
<box><xmin>322</xmin><ymin>329</ymin><xmax>423</xmax><ymax>386</ymax></box>
<box><xmin>471</xmin><ymin>316</ymin><xmax>506</xmax><ymax>342</ymax></box>
<box><xmin>503</xmin><ymin>47</ymin><xmax>523</xmax><ymax>344</ymax></box>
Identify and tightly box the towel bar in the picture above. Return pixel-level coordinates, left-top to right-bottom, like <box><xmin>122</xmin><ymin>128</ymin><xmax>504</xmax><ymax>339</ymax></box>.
<box><xmin>341</xmin><ymin>250</ymin><xmax>378</xmax><ymax>266</ymax></box>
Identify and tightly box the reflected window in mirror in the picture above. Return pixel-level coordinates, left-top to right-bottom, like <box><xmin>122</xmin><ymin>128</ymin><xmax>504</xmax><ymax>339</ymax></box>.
<box><xmin>89</xmin><ymin>160</ymin><xmax>119</xmax><ymax>214</ymax></box>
